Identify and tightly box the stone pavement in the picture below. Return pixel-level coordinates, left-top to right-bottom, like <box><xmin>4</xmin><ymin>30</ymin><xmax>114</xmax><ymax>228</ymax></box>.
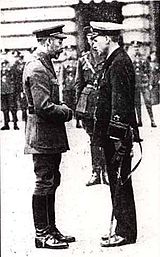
<box><xmin>1</xmin><ymin>104</ymin><xmax>160</xmax><ymax>257</ymax></box>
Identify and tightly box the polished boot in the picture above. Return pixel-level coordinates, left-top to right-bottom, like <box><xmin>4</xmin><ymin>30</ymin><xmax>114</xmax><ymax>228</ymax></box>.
<box><xmin>86</xmin><ymin>171</ymin><xmax>101</xmax><ymax>186</ymax></box>
<box><xmin>151</xmin><ymin>121</ymin><xmax>157</xmax><ymax>127</ymax></box>
<box><xmin>48</xmin><ymin>194</ymin><xmax>75</xmax><ymax>243</ymax></box>
<box><xmin>32</xmin><ymin>194</ymin><xmax>68</xmax><ymax>249</ymax></box>
<box><xmin>13</xmin><ymin>122</ymin><xmax>19</xmax><ymax>130</ymax></box>
<box><xmin>1</xmin><ymin>111</ymin><xmax>10</xmax><ymax>130</ymax></box>
<box><xmin>50</xmin><ymin>226</ymin><xmax>76</xmax><ymax>243</ymax></box>
<box><xmin>1</xmin><ymin>123</ymin><xmax>10</xmax><ymax>130</ymax></box>
<box><xmin>35</xmin><ymin>234</ymin><xmax>69</xmax><ymax>249</ymax></box>
<box><xmin>100</xmin><ymin>234</ymin><xmax>136</xmax><ymax>247</ymax></box>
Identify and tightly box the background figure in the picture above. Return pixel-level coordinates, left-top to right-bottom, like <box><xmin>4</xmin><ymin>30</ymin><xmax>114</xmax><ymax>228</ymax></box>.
<box><xmin>1</xmin><ymin>59</ymin><xmax>19</xmax><ymax>130</ymax></box>
<box><xmin>75</xmin><ymin>27</ymin><xmax>108</xmax><ymax>186</ymax></box>
<box><xmin>131</xmin><ymin>42</ymin><xmax>157</xmax><ymax>127</ymax></box>
<box><xmin>61</xmin><ymin>48</ymin><xmax>81</xmax><ymax>128</ymax></box>
<box><xmin>148</xmin><ymin>51</ymin><xmax>160</xmax><ymax>106</ymax></box>
<box><xmin>12</xmin><ymin>54</ymin><xmax>28</xmax><ymax>122</ymax></box>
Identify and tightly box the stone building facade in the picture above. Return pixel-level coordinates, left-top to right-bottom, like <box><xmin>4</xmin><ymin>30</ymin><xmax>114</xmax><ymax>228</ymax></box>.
<box><xmin>1</xmin><ymin>1</ymin><xmax>159</xmax><ymax>101</ymax></box>
<box><xmin>1</xmin><ymin>1</ymin><xmax>159</xmax><ymax>58</ymax></box>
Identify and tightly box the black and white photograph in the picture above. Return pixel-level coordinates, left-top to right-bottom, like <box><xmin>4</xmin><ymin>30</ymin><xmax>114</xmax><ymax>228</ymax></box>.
<box><xmin>1</xmin><ymin>0</ymin><xmax>160</xmax><ymax>256</ymax></box>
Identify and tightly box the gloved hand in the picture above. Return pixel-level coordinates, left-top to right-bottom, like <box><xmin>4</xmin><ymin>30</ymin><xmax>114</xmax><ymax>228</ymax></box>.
<box><xmin>54</xmin><ymin>104</ymin><xmax>73</xmax><ymax>122</ymax></box>
<box><xmin>61</xmin><ymin>103</ymin><xmax>73</xmax><ymax>122</ymax></box>
<box><xmin>112</xmin><ymin>140</ymin><xmax>127</xmax><ymax>163</ymax></box>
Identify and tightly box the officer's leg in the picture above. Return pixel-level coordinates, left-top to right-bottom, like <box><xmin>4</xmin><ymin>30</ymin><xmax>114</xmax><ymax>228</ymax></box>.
<box><xmin>32</xmin><ymin>154</ymin><xmax>56</xmax><ymax>236</ymax></box>
<box><xmin>9</xmin><ymin>93</ymin><xmax>19</xmax><ymax>130</ymax></box>
<box><xmin>87</xmin><ymin>145</ymin><xmax>101</xmax><ymax>186</ymax></box>
<box><xmin>47</xmin><ymin>153</ymin><xmax>61</xmax><ymax>229</ymax></box>
<box><xmin>103</xmin><ymin>140</ymin><xmax>137</xmax><ymax>243</ymax></box>
<box><xmin>32</xmin><ymin>154</ymin><xmax>68</xmax><ymax>249</ymax></box>
<box><xmin>142</xmin><ymin>87</ymin><xmax>157</xmax><ymax>127</ymax></box>
<box><xmin>114</xmin><ymin>153</ymin><xmax>137</xmax><ymax>242</ymax></box>
<box><xmin>47</xmin><ymin>153</ymin><xmax>75</xmax><ymax>243</ymax></box>
<box><xmin>82</xmin><ymin>118</ymin><xmax>101</xmax><ymax>186</ymax></box>
<box><xmin>1</xmin><ymin>95</ymin><xmax>10</xmax><ymax>130</ymax></box>
<box><xmin>86</xmin><ymin>144</ymin><xmax>107</xmax><ymax>186</ymax></box>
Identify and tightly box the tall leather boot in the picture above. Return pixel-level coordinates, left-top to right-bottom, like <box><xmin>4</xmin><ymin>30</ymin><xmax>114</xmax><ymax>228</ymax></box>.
<box><xmin>11</xmin><ymin>110</ymin><xmax>19</xmax><ymax>130</ymax></box>
<box><xmin>1</xmin><ymin>110</ymin><xmax>10</xmax><ymax>130</ymax></box>
<box><xmin>47</xmin><ymin>193</ymin><xmax>75</xmax><ymax>243</ymax></box>
<box><xmin>32</xmin><ymin>194</ymin><xmax>68</xmax><ymax>249</ymax></box>
<box><xmin>32</xmin><ymin>194</ymin><xmax>49</xmax><ymax>236</ymax></box>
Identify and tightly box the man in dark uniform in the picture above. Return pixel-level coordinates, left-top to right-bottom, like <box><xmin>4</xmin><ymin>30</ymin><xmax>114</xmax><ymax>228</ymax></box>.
<box><xmin>75</xmin><ymin>27</ymin><xmax>108</xmax><ymax>186</ymax></box>
<box><xmin>23</xmin><ymin>25</ymin><xmax>75</xmax><ymax>249</ymax></box>
<box><xmin>90</xmin><ymin>21</ymin><xmax>141</xmax><ymax>247</ymax></box>
<box><xmin>131</xmin><ymin>41</ymin><xmax>157</xmax><ymax>127</ymax></box>
<box><xmin>12</xmin><ymin>54</ymin><xmax>28</xmax><ymax>122</ymax></box>
<box><xmin>1</xmin><ymin>59</ymin><xmax>19</xmax><ymax>130</ymax></box>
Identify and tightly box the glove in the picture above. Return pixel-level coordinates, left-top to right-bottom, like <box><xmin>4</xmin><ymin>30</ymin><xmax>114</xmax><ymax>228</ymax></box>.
<box><xmin>61</xmin><ymin>103</ymin><xmax>73</xmax><ymax>122</ymax></box>
<box><xmin>112</xmin><ymin>141</ymin><xmax>127</xmax><ymax>163</ymax></box>
<box><xmin>54</xmin><ymin>104</ymin><xmax>73</xmax><ymax>122</ymax></box>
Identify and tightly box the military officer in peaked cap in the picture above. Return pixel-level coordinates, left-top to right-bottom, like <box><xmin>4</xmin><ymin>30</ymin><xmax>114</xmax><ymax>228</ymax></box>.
<box><xmin>75</xmin><ymin>26</ymin><xmax>108</xmax><ymax>186</ymax></box>
<box><xmin>23</xmin><ymin>24</ymin><xmax>75</xmax><ymax>249</ymax></box>
<box><xmin>89</xmin><ymin>21</ymin><xmax>141</xmax><ymax>247</ymax></box>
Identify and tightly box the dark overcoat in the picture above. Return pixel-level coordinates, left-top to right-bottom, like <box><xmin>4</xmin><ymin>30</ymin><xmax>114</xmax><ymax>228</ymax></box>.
<box><xmin>23</xmin><ymin>50</ymin><xmax>69</xmax><ymax>154</ymax></box>
<box><xmin>93</xmin><ymin>47</ymin><xmax>139</xmax><ymax>146</ymax></box>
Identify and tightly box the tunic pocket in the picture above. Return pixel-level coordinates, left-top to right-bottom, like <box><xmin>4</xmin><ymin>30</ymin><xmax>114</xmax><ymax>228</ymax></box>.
<box><xmin>35</xmin><ymin>121</ymin><xmax>69</xmax><ymax>152</ymax></box>
<box><xmin>36</xmin><ymin>122</ymin><xmax>57</xmax><ymax>149</ymax></box>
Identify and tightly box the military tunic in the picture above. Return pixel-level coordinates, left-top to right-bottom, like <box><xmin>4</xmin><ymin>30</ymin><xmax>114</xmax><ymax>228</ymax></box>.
<box><xmin>23</xmin><ymin>50</ymin><xmax>69</xmax><ymax>155</ymax></box>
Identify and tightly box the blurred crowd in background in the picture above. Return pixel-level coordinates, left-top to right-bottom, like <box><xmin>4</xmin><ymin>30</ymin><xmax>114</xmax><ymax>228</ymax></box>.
<box><xmin>0</xmin><ymin>42</ymin><xmax>160</xmax><ymax>130</ymax></box>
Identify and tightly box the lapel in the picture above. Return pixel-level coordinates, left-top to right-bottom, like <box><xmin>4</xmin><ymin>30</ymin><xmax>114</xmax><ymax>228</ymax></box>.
<box><xmin>36</xmin><ymin>51</ymin><xmax>57</xmax><ymax>78</ymax></box>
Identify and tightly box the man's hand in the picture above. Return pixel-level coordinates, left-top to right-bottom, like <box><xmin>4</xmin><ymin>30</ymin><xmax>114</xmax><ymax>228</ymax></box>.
<box><xmin>61</xmin><ymin>103</ymin><xmax>73</xmax><ymax>122</ymax></box>
<box><xmin>54</xmin><ymin>104</ymin><xmax>73</xmax><ymax>122</ymax></box>
<box><xmin>112</xmin><ymin>141</ymin><xmax>127</xmax><ymax>163</ymax></box>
